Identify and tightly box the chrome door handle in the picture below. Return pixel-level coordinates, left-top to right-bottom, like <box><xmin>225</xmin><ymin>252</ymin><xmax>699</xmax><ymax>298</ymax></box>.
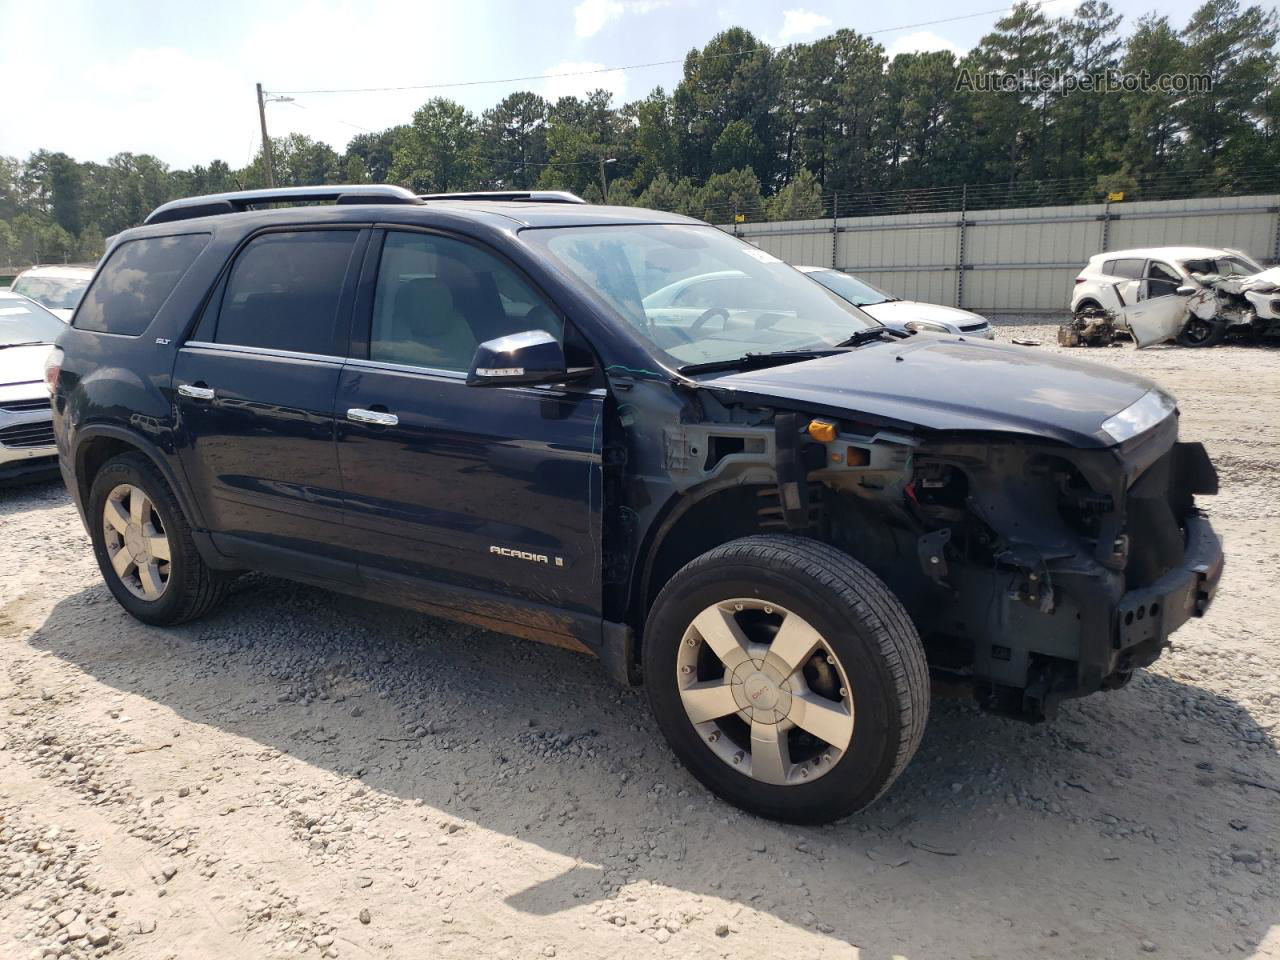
<box><xmin>347</xmin><ymin>407</ymin><xmax>399</xmax><ymax>426</ymax></box>
<box><xmin>177</xmin><ymin>384</ymin><xmax>215</xmax><ymax>400</ymax></box>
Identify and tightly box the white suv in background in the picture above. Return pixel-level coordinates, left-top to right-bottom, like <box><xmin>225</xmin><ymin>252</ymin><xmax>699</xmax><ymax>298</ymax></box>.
<box><xmin>1070</xmin><ymin>247</ymin><xmax>1264</xmax><ymax>347</ymax></box>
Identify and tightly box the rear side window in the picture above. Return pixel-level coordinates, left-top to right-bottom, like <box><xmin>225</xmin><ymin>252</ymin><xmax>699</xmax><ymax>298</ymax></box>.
<box><xmin>75</xmin><ymin>234</ymin><xmax>209</xmax><ymax>335</ymax></box>
<box><xmin>1107</xmin><ymin>258</ymin><xmax>1145</xmax><ymax>280</ymax></box>
<box><xmin>215</xmin><ymin>231</ymin><xmax>358</xmax><ymax>355</ymax></box>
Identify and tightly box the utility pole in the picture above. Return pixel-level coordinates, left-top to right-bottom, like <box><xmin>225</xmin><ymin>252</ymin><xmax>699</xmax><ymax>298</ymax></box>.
<box><xmin>256</xmin><ymin>83</ymin><xmax>276</xmax><ymax>189</ymax></box>
<box><xmin>598</xmin><ymin>156</ymin><xmax>616</xmax><ymax>203</ymax></box>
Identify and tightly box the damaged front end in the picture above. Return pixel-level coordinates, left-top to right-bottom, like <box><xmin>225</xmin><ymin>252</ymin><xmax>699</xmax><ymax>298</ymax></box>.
<box><xmin>613</xmin><ymin>333</ymin><xmax>1224</xmax><ymax>720</ymax></box>
<box><xmin>1185</xmin><ymin>267</ymin><xmax>1280</xmax><ymax>342</ymax></box>
<box><xmin>631</xmin><ymin>386</ymin><xmax>1224</xmax><ymax>722</ymax></box>
<box><xmin>807</xmin><ymin>411</ymin><xmax>1223</xmax><ymax>720</ymax></box>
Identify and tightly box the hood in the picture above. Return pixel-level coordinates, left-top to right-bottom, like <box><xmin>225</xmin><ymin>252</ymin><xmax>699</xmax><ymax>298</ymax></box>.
<box><xmin>860</xmin><ymin>299</ymin><xmax>986</xmax><ymax>330</ymax></box>
<box><xmin>50</xmin><ymin>308</ymin><xmax>74</xmax><ymax>322</ymax></box>
<box><xmin>701</xmin><ymin>336</ymin><xmax>1160</xmax><ymax>448</ymax></box>
<box><xmin>0</xmin><ymin>343</ymin><xmax>54</xmax><ymax>390</ymax></box>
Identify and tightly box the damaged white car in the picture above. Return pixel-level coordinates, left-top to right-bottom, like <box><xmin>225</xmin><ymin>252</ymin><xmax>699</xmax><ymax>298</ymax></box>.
<box><xmin>1065</xmin><ymin>246</ymin><xmax>1278</xmax><ymax>348</ymax></box>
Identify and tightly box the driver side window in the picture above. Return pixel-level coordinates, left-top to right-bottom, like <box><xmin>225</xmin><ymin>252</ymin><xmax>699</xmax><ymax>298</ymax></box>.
<box><xmin>370</xmin><ymin>232</ymin><xmax>562</xmax><ymax>372</ymax></box>
<box><xmin>1141</xmin><ymin>261</ymin><xmax>1181</xmax><ymax>301</ymax></box>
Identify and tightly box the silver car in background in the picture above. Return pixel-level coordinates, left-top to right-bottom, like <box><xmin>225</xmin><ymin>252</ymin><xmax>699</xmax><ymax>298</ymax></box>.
<box><xmin>0</xmin><ymin>291</ymin><xmax>61</xmax><ymax>482</ymax></box>
<box><xmin>796</xmin><ymin>266</ymin><xmax>996</xmax><ymax>339</ymax></box>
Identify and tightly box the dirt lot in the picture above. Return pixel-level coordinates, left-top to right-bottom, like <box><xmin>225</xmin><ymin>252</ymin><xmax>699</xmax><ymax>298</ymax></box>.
<box><xmin>2</xmin><ymin>316</ymin><xmax>1278</xmax><ymax>960</ymax></box>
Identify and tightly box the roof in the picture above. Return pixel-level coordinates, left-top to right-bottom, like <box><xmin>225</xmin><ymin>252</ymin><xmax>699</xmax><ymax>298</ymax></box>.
<box><xmin>1091</xmin><ymin>246</ymin><xmax>1242</xmax><ymax>262</ymax></box>
<box><xmin>119</xmin><ymin>201</ymin><xmax>704</xmax><ymax>243</ymax></box>
<box><xmin>419</xmin><ymin>200</ymin><xmax>700</xmax><ymax>228</ymax></box>
<box><xmin>15</xmin><ymin>264</ymin><xmax>95</xmax><ymax>278</ymax></box>
<box><xmin>142</xmin><ymin>184</ymin><xmax>701</xmax><ymax>231</ymax></box>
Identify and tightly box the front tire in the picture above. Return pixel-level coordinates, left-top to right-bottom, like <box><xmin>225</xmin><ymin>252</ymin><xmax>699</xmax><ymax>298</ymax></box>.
<box><xmin>1177</xmin><ymin>316</ymin><xmax>1228</xmax><ymax>347</ymax></box>
<box><xmin>88</xmin><ymin>452</ymin><xmax>228</xmax><ymax>625</ymax></box>
<box><xmin>643</xmin><ymin>535</ymin><xmax>928</xmax><ymax>823</ymax></box>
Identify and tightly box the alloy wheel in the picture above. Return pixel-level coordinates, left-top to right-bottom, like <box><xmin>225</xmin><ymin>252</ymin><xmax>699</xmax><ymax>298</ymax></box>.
<box><xmin>102</xmin><ymin>483</ymin><xmax>172</xmax><ymax>601</ymax></box>
<box><xmin>676</xmin><ymin>599</ymin><xmax>854</xmax><ymax>786</ymax></box>
<box><xmin>1182</xmin><ymin>318</ymin><xmax>1214</xmax><ymax>344</ymax></box>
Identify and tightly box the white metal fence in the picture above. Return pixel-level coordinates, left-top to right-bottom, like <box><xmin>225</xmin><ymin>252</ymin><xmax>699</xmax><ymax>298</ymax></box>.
<box><xmin>723</xmin><ymin>193</ymin><xmax>1280</xmax><ymax>314</ymax></box>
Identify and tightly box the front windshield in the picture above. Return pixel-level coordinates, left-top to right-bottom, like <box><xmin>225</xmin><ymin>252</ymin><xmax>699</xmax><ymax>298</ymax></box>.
<box><xmin>805</xmin><ymin>269</ymin><xmax>895</xmax><ymax>306</ymax></box>
<box><xmin>526</xmin><ymin>224</ymin><xmax>879</xmax><ymax>367</ymax></box>
<box><xmin>12</xmin><ymin>275</ymin><xmax>89</xmax><ymax>310</ymax></box>
<box><xmin>0</xmin><ymin>298</ymin><xmax>65</xmax><ymax>345</ymax></box>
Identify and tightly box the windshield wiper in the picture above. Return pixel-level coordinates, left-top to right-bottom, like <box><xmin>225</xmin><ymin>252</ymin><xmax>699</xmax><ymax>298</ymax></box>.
<box><xmin>0</xmin><ymin>340</ymin><xmax>51</xmax><ymax>349</ymax></box>
<box><xmin>679</xmin><ymin>348</ymin><xmax>840</xmax><ymax>375</ymax></box>
<box><xmin>834</xmin><ymin>327</ymin><xmax>897</xmax><ymax>347</ymax></box>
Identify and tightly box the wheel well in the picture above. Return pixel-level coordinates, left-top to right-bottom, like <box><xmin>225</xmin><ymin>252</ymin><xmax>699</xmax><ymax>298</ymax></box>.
<box><xmin>636</xmin><ymin>485</ymin><xmax>772</xmax><ymax>629</ymax></box>
<box><xmin>76</xmin><ymin>436</ymin><xmax>136</xmax><ymax>504</ymax></box>
<box><xmin>1075</xmin><ymin>298</ymin><xmax>1102</xmax><ymax>313</ymax></box>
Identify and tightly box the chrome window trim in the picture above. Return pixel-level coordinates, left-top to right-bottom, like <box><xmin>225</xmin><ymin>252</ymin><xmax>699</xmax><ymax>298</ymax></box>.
<box><xmin>181</xmin><ymin>340</ymin><xmax>345</xmax><ymax>365</ymax></box>
<box><xmin>342</xmin><ymin>356</ymin><xmax>605</xmax><ymax>397</ymax></box>
<box><xmin>343</xmin><ymin>356</ymin><xmax>467</xmax><ymax>380</ymax></box>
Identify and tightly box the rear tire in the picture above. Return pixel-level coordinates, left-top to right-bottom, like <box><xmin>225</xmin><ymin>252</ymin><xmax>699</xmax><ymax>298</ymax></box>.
<box><xmin>88</xmin><ymin>452</ymin><xmax>228</xmax><ymax>625</ymax></box>
<box><xmin>643</xmin><ymin>534</ymin><xmax>928</xmax><ymax>823</ymax></box>
<box><xmin>1072</xmin><ymin>299</ymin><xmax>1102</xmax><ymax>320</ymax></box>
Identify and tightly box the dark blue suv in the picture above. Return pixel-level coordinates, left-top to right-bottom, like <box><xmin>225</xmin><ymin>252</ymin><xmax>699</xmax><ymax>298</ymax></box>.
<box><xmin>49</xmin><ymin>185</ymin><xmax>1223</xmax><ymax>823</ymax></box>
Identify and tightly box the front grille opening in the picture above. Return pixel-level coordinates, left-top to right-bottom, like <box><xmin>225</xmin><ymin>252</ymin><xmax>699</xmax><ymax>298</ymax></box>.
<box><xmin>0</xmin><ymin>422</ymin><xmax>55</xmax><ymax>448</ymax></box>
<box><xmin>0</xmin><ymin>398</ymin><xmax>51</xmax><ymax>413</ymax></box>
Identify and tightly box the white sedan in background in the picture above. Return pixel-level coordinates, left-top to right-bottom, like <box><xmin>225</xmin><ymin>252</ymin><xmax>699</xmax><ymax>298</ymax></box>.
<box><xmin>0</xmin><ymin>291</ymin><xmax>61</xmax><ymax>482</ymax></box>
<box><xmin>10</xmin><ymin>264</ymin><xmax>95</xmax><ymax>321</ymax></box>
<box><xmin>795</xmin><ymin>266</ymin><xmax>995</xmax><ymax>339</ymax></box>
<box><xmin>642</xmin><ymin>266</ymin><xmax>996</xmax><ymax>339</ymax></box>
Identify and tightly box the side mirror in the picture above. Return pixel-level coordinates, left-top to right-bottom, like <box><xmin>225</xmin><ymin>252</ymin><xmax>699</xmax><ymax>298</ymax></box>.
<box><xmin>467</xmin><ymin>329</ymin><xmax>571</xmax><ymax>387</ymax></box>
<box><xmin>1175</xmin><ymin>285</ymin><xmax>1196</xmax><ymax>297</ymax></box>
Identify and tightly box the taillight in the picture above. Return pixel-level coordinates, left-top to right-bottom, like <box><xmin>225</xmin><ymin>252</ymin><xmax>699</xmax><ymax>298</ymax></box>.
<box><xmin>1074</xmin><ymin>277</ymin><xmax>1086</xmax><ymax>284</ymax></box>
<box><xmin>44</xmin><ymin>346</ymin><xmax>64</xmax><ymax>397</ymax></box>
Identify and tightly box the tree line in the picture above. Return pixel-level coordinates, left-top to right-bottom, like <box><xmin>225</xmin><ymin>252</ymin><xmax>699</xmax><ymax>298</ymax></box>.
<box><xmin>2</xmin><ymin>0</ymin><xmax>1276</xmax><ymax>266</ymax></box>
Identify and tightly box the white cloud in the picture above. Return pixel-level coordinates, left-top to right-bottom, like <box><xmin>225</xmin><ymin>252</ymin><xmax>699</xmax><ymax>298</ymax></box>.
<box><xmin>778</xmin><ymin>8</ymin><xmax>832</xmax><ymax>42</ymax></box>
<box><xmin>542</xmin><ymin>61</ymin><xmax>628</xmax><ymax>103</ymax></box>
<box><xmin>884</xmin><ymin>30</ymin><xmax>967</xmax><ymax>60</ymax></box>
<box><xmin>573</xmin><ymin>0</ymin><xmax>670</xmax><ymax>38</ymax></box>
<box><xmin>574</xmin><ymin>0</ymin><xmax>625</xmax><ymax>37</ymax></box>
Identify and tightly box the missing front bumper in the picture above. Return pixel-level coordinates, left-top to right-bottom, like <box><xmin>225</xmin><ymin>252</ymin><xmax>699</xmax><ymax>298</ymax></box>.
<box><xmin>1112</xmin><ymin>512</ymin><xmax>1223</xmax><ymax>660</ymax></box>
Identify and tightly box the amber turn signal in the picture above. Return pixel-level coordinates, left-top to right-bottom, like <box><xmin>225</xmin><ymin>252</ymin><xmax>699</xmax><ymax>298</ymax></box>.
<box><xmin>807</xmin><ymin>419</ymin><xmax>837</xmax><ymax>443</ymax></box>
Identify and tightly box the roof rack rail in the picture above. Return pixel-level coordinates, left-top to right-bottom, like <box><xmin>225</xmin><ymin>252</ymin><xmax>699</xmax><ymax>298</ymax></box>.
<box><xmin>144</xmin><ymin>184</ymin><xmax>423</xmax><ymax>225</ymax></box>
<box><xmin>417</xmin><ymin>190</ymin><xmax>586</xmax><ymax>205</ymax></box>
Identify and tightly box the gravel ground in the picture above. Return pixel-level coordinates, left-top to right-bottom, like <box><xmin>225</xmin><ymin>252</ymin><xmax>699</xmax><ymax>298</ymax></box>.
<box><xmin>2</xmin><ymin>318</ymin><xmax>1278</xmax><ymax>960</ymax></box>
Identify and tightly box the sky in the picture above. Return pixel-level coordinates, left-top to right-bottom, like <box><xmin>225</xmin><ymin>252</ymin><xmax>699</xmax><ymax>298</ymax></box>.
<box><xmin>0</xmin><ymin>0</ymin><xmax>1212</xmax><ymax>170</ymax></box>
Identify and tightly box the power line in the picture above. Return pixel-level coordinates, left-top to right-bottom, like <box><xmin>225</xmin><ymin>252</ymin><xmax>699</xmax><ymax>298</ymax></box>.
<box><xmin>285</xmin><ymin>100</ymin><xmax>374</xmax><ymax>134</ymax></box>
<box><xmin>266</xmin><ymin>0</ymin><xmax>1065</xmax><ymax>97</ymax></box>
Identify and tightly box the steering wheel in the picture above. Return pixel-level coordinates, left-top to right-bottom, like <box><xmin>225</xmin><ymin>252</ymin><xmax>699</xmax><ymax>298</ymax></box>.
<box><xmin>689</xmin><ymin>307</ymin><xmax>730</xmax><ymax>335</ymax></box>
